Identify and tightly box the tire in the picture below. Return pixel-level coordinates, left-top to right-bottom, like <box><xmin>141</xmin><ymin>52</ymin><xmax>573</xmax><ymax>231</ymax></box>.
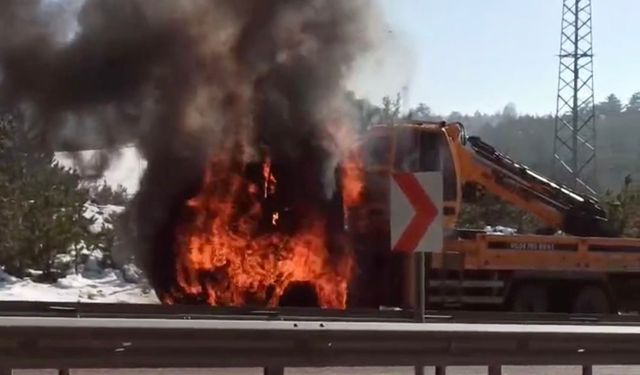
<box><xmin>572</xmin><ymin>286</ymin><xmax>611</xmax><ymax>314</ymax></box>
<box><xmin>511</xmin><ymin>284</ymin><xmax>549</xmax><ymax>313</ymax></box>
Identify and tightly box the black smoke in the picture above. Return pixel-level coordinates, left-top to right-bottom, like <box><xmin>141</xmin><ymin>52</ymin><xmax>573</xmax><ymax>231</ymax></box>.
<box><xmin>0</xmin><ymin>0</ymin><xmax>379</xmax><ymax>304</ymax></box>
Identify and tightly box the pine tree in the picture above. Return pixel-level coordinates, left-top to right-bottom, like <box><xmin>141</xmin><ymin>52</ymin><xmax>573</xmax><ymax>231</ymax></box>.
<box><xmin>627</xmin><ymin>92</ymin><xmax>640</xmax><ymax>113</ymax></box>
<box><xmin>89</xmin><ymin>183</ymin><xmax>129</xmax><ymax>206</ymax></box>
<box><xmin>0</xmin><ymin>110</ymin><xmax>109</xmax><ymax>280</ymax></box>
<box><xmin>597</xmin><ymin>94</ymin><xmax>623</xmax><ymax>115</ymax></box>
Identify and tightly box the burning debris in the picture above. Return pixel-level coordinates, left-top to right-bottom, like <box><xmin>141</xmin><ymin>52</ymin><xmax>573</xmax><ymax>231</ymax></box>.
<box><xmin>0</xmin><ymin>0</ymin><xmax>377</xmax><ymax>308</ymax></box>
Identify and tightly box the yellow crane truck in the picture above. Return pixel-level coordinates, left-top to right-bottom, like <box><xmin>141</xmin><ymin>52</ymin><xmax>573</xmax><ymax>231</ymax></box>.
<box><xmin>345</xmin><ymin>121</ymin><xmax>640</xmax><ymax>314</ymax></box>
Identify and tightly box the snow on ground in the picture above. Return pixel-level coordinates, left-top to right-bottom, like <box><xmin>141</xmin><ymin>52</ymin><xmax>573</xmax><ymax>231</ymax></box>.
<box><xmin>0</xmin><ymin>268</ymin><xmax>159</xmax><ymax>304</ymax></box>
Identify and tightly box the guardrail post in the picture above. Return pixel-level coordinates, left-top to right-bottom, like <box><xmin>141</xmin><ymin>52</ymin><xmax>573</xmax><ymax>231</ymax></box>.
<box><xmin>264</xmin><ymin>367</ymin><xmax>284</xmax><ymax>375</ymax></box>
<box><xmin>582</xmin><ymin>365</ymin><xmax>593</xmax><ymax>375</ymax></box>
<box><xmin>414</xmin><ymin>251</ymin><xmax>426</xmax><ymax>375</ymax></box>
<box><xmin>488</xmin><ymin>365</ymin><xmax>502</xmax><ymax>375</ymax></box>
<box><xmin>58</xmin><ymin>369</ymin><xmax>70</xmax><ymax>375</ymax></box>
<box><xmin>435</xmin><ymin>365</ymin><xmax>447</xmax><ymax>375</ymax></box>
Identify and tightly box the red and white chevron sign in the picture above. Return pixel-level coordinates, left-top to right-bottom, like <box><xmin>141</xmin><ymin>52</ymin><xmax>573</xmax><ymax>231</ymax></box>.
<box><xmin>390</xmin><ymin>172</ymin><xmax>443</xmax><ymax>253</ymax></box>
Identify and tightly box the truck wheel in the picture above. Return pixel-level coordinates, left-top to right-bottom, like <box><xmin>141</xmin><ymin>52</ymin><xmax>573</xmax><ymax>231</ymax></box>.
<box><xmin>511</xmin><ymin>284</ymin><xmax>548</xmax><ymax>312</ymax></box>
<box><xmin>572</xmin><ymin>286</ymin><xmax>611</xmax><ymax>314</ymax></box>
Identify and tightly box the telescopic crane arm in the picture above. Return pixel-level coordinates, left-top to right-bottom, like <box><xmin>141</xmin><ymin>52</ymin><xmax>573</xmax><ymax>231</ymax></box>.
<box><xmin>443</xmin><ymin>123</ymin><xmax>611</xmax><ymax>237</ymax></box>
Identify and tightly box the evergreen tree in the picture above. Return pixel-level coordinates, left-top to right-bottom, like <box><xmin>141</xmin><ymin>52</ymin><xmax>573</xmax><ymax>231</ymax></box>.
<box><xmin>0</xmin><ymin>111</ymin><xmax>109</xmax><ymax>280</ymax></box>
<box><xmin>89</xmin><ymin>183</ymin><xmax>129</xmax><ymax>206</ymax></box>
<box><xmin>597</xmin><ymin>94</ymin><xmax>623</xmax><ymax>115</ymax></box>
<box><xmin>627</xmin><ymin>92</ymin><xmax>640</xmax><ymax>113</ymax></box>
<box><xmin>502</xmin><ymin>103</ymin><xmax>518</xmax><ymax>119</ymax></box>
<box><xmin>408</xmin><ymin>103</ymin><xmax>432</xmax><ymax>121</ymax></box>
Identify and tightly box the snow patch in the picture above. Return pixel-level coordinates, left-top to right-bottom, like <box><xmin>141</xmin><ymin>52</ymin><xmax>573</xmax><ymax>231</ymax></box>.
<box><xmin>0</xmin><ymin>270</ymin><xmax>158</xmax><ymax>304</ymax></box>
<box><xmin>484</xmin><ymin>225</ymin><xmax>518</xmax><ymax>235</ymax></box>
<box><xmin>1</xmin><ymin>249</ymin><xmax>157</xmax><ymax>304</ymax></box>
<box><xmin>83</xmin><ymin>202</ymin><xmax>124</xmax><ymax>233</ymax></box>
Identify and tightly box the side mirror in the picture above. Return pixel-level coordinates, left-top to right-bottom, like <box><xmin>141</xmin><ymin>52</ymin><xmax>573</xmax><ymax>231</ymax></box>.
<box><xmin>456</xmin><ymin>123</ymin><xmax>468</xmax><ymax>145</ymax></box>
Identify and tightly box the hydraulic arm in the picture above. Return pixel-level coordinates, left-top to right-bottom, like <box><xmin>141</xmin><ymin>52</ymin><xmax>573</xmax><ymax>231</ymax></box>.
<box><xmin>443</xmin><ymin>123</ymin><xmax>611</xmax><ymax>237</ymax></box>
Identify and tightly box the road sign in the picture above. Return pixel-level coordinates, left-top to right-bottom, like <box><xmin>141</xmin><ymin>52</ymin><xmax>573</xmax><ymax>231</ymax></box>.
<box><xmin>390</xmin><ymin>171</ymin><xmax>443</xmax><ymax>253</ymax></box>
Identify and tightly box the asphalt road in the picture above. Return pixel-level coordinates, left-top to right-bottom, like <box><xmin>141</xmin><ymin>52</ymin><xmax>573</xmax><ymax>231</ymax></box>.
<box><xmin>9</xmin><ymin>367</ymin><xmax>640</xmax><ymax>375</ymax></box>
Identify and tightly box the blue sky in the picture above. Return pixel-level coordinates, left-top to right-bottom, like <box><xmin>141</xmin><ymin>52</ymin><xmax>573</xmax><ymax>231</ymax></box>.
<box><xmin>366</xmin><ymin>0</ymin><xmax>640</xmax><ymax>116</ymax></box>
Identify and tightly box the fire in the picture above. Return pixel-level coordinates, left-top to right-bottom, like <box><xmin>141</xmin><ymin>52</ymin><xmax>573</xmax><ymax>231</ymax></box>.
<box><xmin>324</xmin><ymin>119</ymin><xmax>365</xmax><ymax>209</ymax></box>
<box><xmin>341</xmin><ymin>151</ymin><xmax>365</xmax><ymax>208</ymax></box>
<box><xmin>263</xmin><ymin>157</ymin><xmax>277</xmax><ymax>198</ymax></box>
<box><xmin>171</xmin><ymin>155</ymin><xmax>356</xmax><ymax>309</ymax></box>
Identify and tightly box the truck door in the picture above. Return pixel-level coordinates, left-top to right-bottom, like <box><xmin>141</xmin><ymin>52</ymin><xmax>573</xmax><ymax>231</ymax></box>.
<box><xmin>346</xmin><ymin>130</ymin><xmax>396</xmax><ymax>308</ymax></box>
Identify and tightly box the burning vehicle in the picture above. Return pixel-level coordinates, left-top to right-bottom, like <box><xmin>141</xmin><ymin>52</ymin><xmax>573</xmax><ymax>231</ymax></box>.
<box><xmin>0</xmin><ymin>0</ymin><xmax>379</xmax><ymax>309</ymax></box>
<box><xmin>152</xmin><ymin>154</ymin><xmax>361</xmax><ymax>309</ymax></box>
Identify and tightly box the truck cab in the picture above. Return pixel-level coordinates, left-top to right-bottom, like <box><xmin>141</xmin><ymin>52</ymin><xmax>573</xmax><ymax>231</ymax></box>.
<box><xmin>346</xmin><ymin>122</ymin><xmax>463</xmax><ymax>308</ymax></box>
<box><xmin>351</xmin><ymin>122</ymin><xmax>463</xmax><ymax>232</ymax></box>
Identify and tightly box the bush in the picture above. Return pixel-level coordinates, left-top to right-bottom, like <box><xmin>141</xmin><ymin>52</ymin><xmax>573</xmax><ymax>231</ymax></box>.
<box><xmin>603</xmin><ymin>175</ymin><xmax>640</xmax><ymax>237</ymax></box>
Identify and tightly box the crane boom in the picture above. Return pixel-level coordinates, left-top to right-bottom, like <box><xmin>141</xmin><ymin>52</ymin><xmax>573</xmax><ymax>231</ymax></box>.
<box><xmin>443</xmin><ymin>123</ymin><xmax>611</xmax><ymax>237</ymax></box>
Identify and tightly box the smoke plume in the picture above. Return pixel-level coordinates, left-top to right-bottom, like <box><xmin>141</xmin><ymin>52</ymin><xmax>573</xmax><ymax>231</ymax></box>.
<box><xmin>0</xmin><ymin>0</ymin><xmax>381</xmax><ymax>304</ymax></box>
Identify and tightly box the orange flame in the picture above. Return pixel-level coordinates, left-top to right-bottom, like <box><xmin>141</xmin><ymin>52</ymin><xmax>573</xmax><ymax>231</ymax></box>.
<box><xmin>172</xmin><ymin>156</ymin><xmax>356</xmax><ymax>309</ymax></box>
<box><xmin>341</xmin><ymin>150</ymin><xmax>365</xmax><ymax>208</ymax></box>
<box><xmin>263</xmin><ymin>157</ymin><xmax>277</xmax><ymax>198</ymax></box>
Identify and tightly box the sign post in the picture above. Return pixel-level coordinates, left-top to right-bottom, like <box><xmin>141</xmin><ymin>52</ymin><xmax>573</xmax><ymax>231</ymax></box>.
<box><xmin>390</xmin><ymin>172</ymin><xmax>443</xmax><ymax>375</ymax></box>
<box><xmin>414</xmin><ymin>251</ymin><xmax>426</xmax><ymax>375</ymax></box>
<box><xmin>415</xmin><ymin>251</ymin><xmax>426</xmax><ymax>323</ymax></box>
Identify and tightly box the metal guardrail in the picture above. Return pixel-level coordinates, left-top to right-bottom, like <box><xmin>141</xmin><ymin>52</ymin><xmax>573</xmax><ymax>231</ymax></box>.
<box><xmin>4</xmin><ymin>300</ymin><xmax>640</xmax><ymax>323</ymax></box>
<box><xmin>2</xmin><ymin>314</ymin><xmax>640</xmax><ymax>374</ymax></box>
